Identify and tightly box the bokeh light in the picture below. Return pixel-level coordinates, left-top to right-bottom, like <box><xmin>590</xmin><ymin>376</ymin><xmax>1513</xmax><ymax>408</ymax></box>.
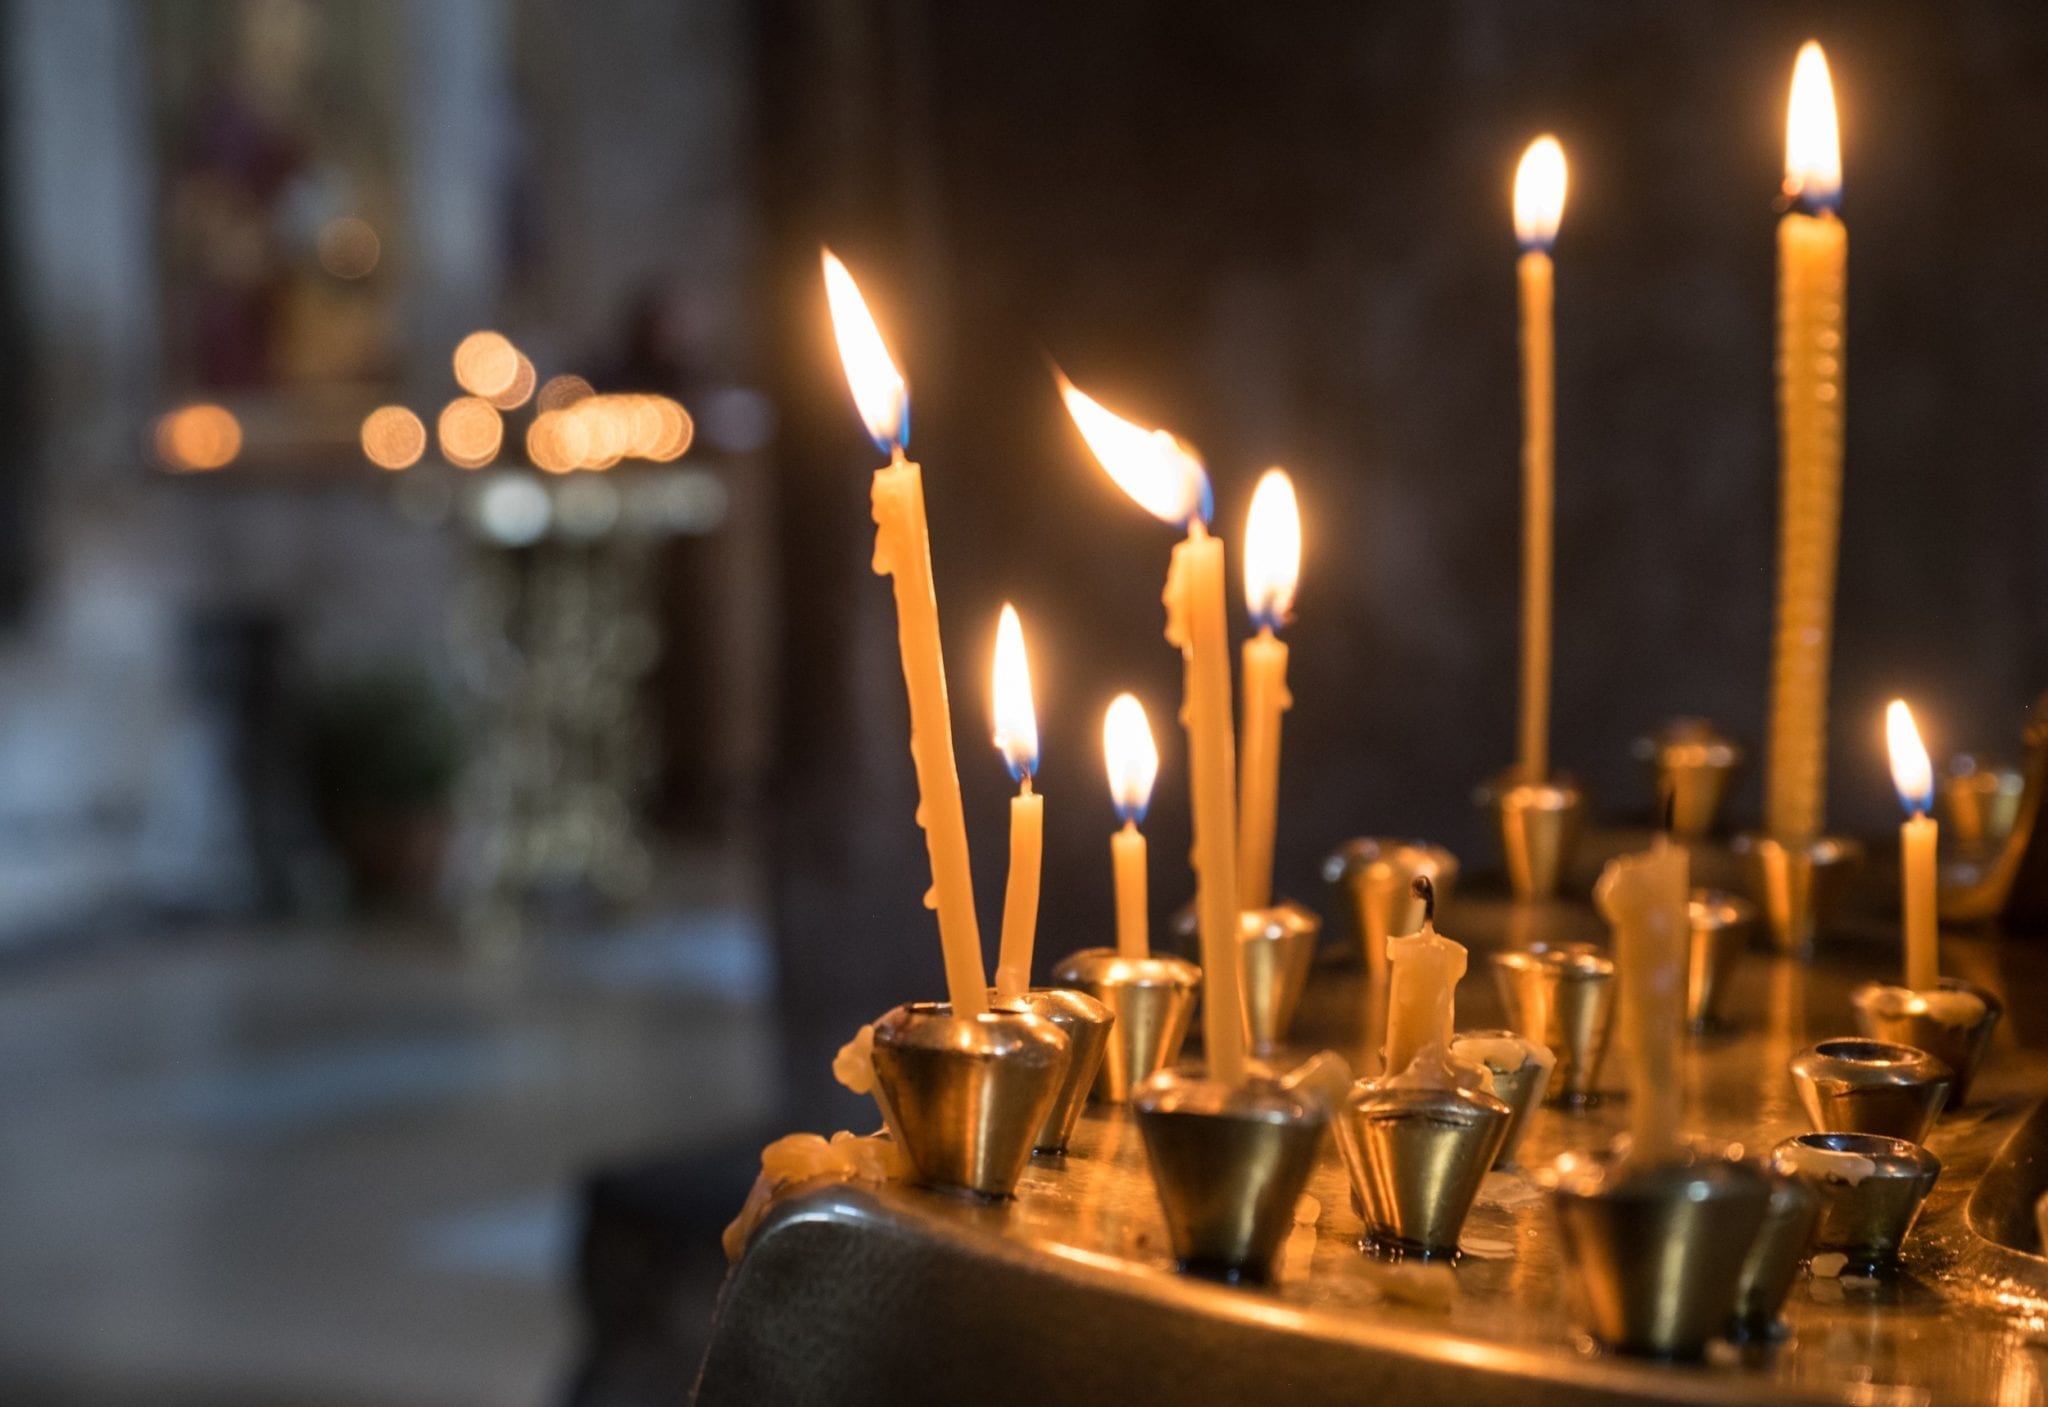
<box><xmin>359</xmin><ymin>405</ymin><xmax>427</xmax><ymax>470</ymax></box>
<box><xmin>452</xmin><ymin>331</ymin><xmax>520</xmax><ymax>399</ymax></box>
<box><xmin>488</xmin><ymin>353</ymin><xmax>536</xmax><ymax>411</ymax></box>
<box><xmin>154</xmin><ymin>404</ymin><xmax>243</xmax><ymax>471</ymax></box>
<box><xmin>537</xmin><ymin>374</ymin><xmax>593</xmax><ymax>412</ymax></box>
<box><xmin>437</xmin><ymin>396</ymin><xmax>504</xmax><ymax>469</ymax></box>
<box><xmin>317</xmin><ymin>216</ymin><xmax>381</xmax><ymax>279</ymax></box>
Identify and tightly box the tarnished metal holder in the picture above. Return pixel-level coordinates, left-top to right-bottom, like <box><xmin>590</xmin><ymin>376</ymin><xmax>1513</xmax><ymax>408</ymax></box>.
<box><xmin>1789</xmin><ymin>1037</ymin><xmax>1952</xmax><ymax>1143</ymax></box>
<box><xmin>1729</xmin><ymin>1168</ymin><xmax>1821</xmax><ymax>1343</ymax></box>
<box><xmin>1001</xmin><ymin>988</ymin><xmax>1114</xmax><ymax>1155</ymax></box>
<box><xmin>1731</xmin><ymin>833</ymin><xmax>1863</xmax><ymax>957</ymax></box>
<box><xmin>869</xmin><ymin>1001</ymin><xmax>1071</xmax><ymax>1199</ymax></box>
<box><xmin>1051</xmin><ymin>950</ymin><xmax>1201</xmax><ymax>1104</ymax></box>
<box><xmin>1686</xmin><ymin>889</ymin><xmax>1754</xmax><ymax>1031</ymax></box>
<box><xmin>1238</xmin><ymin>902</ymin><xmax>1320</xmax><ymax>1056</ymax></box>
<box><xmin>1490</xmin><ymin>943</ymin><xmax>1616</xmax><ymax>1106</ymax></box>
<box><xmin>1448</xmin><ymin>1030</ymin><xmax>1552</xmax><ymax>1167</ymax></box>
<box><xmin>1770</xmin><ymin>1132</ymin><xmax>1941</xmax><ymax>1274</ymax></box>
<box><xmin>1850</xmin><ymin>977</ymin><xmax>2003</xmax><ymax>1107</ymax></box>
<box><xmin>1634</xmin><ymin>718</ymin><xmax>1743</xmax><ymax>840</ymax></box>
<box><xmin>1339</xmin><ymin>1078</ymin><xmax>1511</xmax><ymax>1259</ymax></box>
<box><xmin>1544</xmin><ymin>1144</ymin><xmax>1772</xmax><ymax>1359</ymax></box>
<box><xmin>1937</xmin><ymin>690</ymin><xmax>2048</xmax><ymax>924</ymax></box>
<box><xmin>1131</xmin><ymin>1068</ymin><xmax>1327</xmax><ymax>1283</ymax></box>
<box><xmin>1478</xmin><ymin>772</ymin><xmax>1585</xmax><ymax>900</ymax></box>
<box><xmin>1321</xmin><ymin>838</ymin><xmax>1459</xmax><ymax>965</ymax></box>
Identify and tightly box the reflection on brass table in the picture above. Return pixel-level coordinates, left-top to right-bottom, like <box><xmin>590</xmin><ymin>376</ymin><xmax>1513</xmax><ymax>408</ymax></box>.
<box><xmin>702</xmin><ymin>892</ymin><xmax>2048</xmax><ymax>1406</ymax></box>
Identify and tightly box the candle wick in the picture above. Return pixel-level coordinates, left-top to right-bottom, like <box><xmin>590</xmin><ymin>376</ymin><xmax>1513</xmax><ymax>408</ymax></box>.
<box><xmin>1411</xmin><ymin>874</ymin><xmax>1436</xmax><ymax>926</ymax></box>
<box><xmin>1020</xmin><ymin>772</ymin><xmax>1034</xmax><ymax>795</ymax></box>
<box><xmin>890</xmin><ymin>444</ymin><xmax>908</xmax><ymax>469</ymax></box>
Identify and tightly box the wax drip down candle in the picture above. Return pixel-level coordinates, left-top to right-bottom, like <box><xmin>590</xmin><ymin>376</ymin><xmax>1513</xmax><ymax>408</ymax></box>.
<box><xmin>1594</xmin><ymin>828</ymin><xmax>1690</xmax><ymax>1165</ymax></box>
<box><xmin>1237</xmin><ymin>468</ymin><xmax>1300</xmax><ymax>912</ymax></box>
<box><xmin>991</xmin><ymin>604</ymin><xmax>1044</xmax><ymax>1006</ymax></box>
<box><xmin>1104</xmin><ymin>693</ymin><xmax>1160</xmax><ymax>960</ymax></box>
<box><xmin>1382</xmin><ymin>876</ymin><xmax>1468</xmax><ymax>1080</ymax></box>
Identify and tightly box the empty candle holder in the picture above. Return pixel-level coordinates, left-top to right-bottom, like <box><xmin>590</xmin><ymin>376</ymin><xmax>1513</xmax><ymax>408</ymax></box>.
<box><xmin>1490</xmin><ymin>942</ymin><xmax>1616</xmax><ymax>1106</ymax></box>
<box><xmin>1132</xmin><ymin>1067</ymin><xmax>1327</xmax><ymax>1283</ymax></box>
<box><xmin>1338</xmin><ymin>1077</ymin><xmax>1511</xmax><ymax>1259</ymax></box>
<box><xmin>1942</xmin><ymin>752</ymin><xmax>2024</xmax><ymax>853</ymax></box>
<box><xmin>998</xmin><ymin>988</ymin><xmax>1114</xmax><ymax>1155</ymax></box>
<box><xmin>1051</xmin><ymin>949</ymin><xmax>1201</xmax><ymax>1103</ymax></box>
<box><xmin>1449</xmin><ymin>1029</ymin><xmax>1553</xmax><ymax>1167</ymax></box>
<box><xmin>1729</xmin><ymin>1167</ymin><xmax>1821</xmax><ymax>1343</ymax></box>
<box><xmin>868</xmin><ymin>1000</ymin><xmax>1072</xmax><ymax>1199</ymax></box>
<box><xmin>1634</xmin><ymin>718</ymin><xmax>1743</xmax><ymax>840</ymax></box>
<box><xmin>1686</xmin><ymin>889</ymin><xmax>1755</xmax><ymax>1032</ymax></box>
<box><xmin>1731</xmin><ymin>832</ymin><xmax>1863</xmax><ymax>957</ymax></box>
<box><xmin>1479</xmin><ymin>771</ymin><xmax>1585</xmax><ymax>900</ymax></box>
<box><xmin>1789</xmin><ymin>1037</ymin><xmax>1952</xmax><ymax>1144</ymax></box>
<box><xmin>1770</xmin><ymin>1132</ymin><xmax>1941</xmax><ymax>1274</ymax></box>
<box><xmin>1238</xmin><ymin>902</ymin><xmax>1320</xmax><ymax>1055</ymax></box>
<box><xmin>1322</xmin><ymin>837</ymin><xmax>1460</xmax><ymax>966</ymax></box>
<box><xmin>1851</xmin><ymin>977</ymin><xmax>2003</xmax><ymax>1107</ymax></box>
<box><xmin>1544</xmin><ymin>1142</ymin><xmax>1773</xmax><ymax>1359</ymax></box>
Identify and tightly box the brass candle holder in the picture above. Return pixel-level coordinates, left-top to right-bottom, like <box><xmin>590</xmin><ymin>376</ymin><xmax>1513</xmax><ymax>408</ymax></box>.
<box><xmin>1731</xmin><ymin>832</ymin><xmax>1863</xmax><ymax>957</ymax></box>
<box><xmin>1544</xmin><ymin>1142</ymin><xmax>1773</xmax><ymax>1359</ymax></box>
<box><xmin>1238</xmin><ymin>902</ymin><xmax>1321</xmax><ymax>1055</ymax></box>
<box><xmin>1479</xmin><ymin>771</ymin><xmax>1585</xmax><ymax>900</ymax></box>
<box><xmin>1338</xmin><ymin>1076</ymin><xmax>1511</xmax><ymax>1259</ymax></box>
<box><xmin>1448</xmin><ymin>1029</ymin><xmax>1553</xmax><ymax>1167</ymax></box>
<box><xmin>1729</xmin><ymin>1167</ymin><xmax>1821</xmax><ymax>1343</ymax></box>
<box><xmin>1770</xmin><ymin>1132</ymin><xmax>1941</xmax><ymax>1273</ymax></box>
<box><xmin>1002</xmin><ymin>988</ymin><xmax>1114</xmax><ymax>1155</ymax></box>
<box><xmin>1132</xmin><ymin>1067</ymin><xmax>1327</xmax><ymax>1283</ymax></box>
<box><xmin>1490</xmin><ymin>942</ymin><xmax>1616</xmax><ymax>1105</ymax></box>
<box><xmin>1634</xmin><ymin>718</ymin><xmax>1743</xmax><ymax>840</ymax></box>
<box><xmin>1686</xmin><ymin>888</ymin><xmax>1755</xmax><ymax>1032</ymax></box>
<box><xmin>1051</xmin><ymin>950</ymin><xmax>1201</xmax><ymax>1104</ymax></box>
<box><xmin>869</xmin><ymin>1001</ymin><xmax>1072</xmax><ymax>1199</ymax></box>
<box><xmin>1788</xmin><ymin>1037</ymin><xmax>1952</xmax><ymax>1144</ymax></box>
<box><xmin>1942</xmin><ymin>752</ymin><xmax>2024</xmax><ymax>853</ymax></box>
<box><xmin>1322</xmin><ymin>837</ymin><xmax>1459</xmax><ymax>966</ymax></box>
<box><xmin>1850</xmin><ymin>977</ymin><xmax>2003</xmax><ymax>1107</ymax></box>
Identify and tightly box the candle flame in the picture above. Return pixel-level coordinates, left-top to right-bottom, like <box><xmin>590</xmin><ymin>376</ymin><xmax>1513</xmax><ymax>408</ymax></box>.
<box><xmin>1886</xmin><ymin>699</ymin><xmax>1933</xmax><ymax>816</ymax></box>
<box><xmin>1513</xmin><ymin>135</ymin><xmax>1568</xmax><ymax>250</ymax></box>
<box><xmin>1784</xmin><ymin>41</ymin><xmax>1842</xmax><ymax>209</ymax></box>
<box><xmin>1243</xmin><ymin>467</ymin><xmax>1301</xmax><ymax>630</ymax></box>
<box><xmin>822</xmin><ymin>249</ymin><xmax>909</xmax><ymax>452</ymax></box>
<box><xmin>1057</xmin><ymin>373</ymin><xmax>1211</xmax><ymax>527</ymax></box>
<box><xmin>1103</xmin><ymin>692</ymin><xmax>1159</xmax><ymax>823</ymax></box>
<box><xmin>992</xmin><ymin>603</ymin><xmax>1039</xmax><ymax>782</ymax></box>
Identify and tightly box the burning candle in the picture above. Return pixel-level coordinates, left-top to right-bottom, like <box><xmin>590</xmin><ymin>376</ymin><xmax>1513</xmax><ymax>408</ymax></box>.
<box><xmin>1383</xmin><ymin>880</ymin><xmax>1467</xmax><ymax>1080</ymax></box>
<box><xmin>1887</xmin><ymin>700</ymin><xmax>1939</xmax><ymax>993</ymax></box>
<box><xmin>1765</xmin><ymin>43</ymin><xmax>1847</xmax><ymax>842</ymax></box>
<box><xmin>992</xmin><ymin>604</ymin><xmax>1043</xmax><ymax>1005</ymax></box>
<box><xmin>1060</xmin><ymin>375</ymin><xmax>1247</xmax><ymax>1086</ymax></box>
<box><xmin>824</xmin><ymin>250</ymin><xmax>986</xmax><ymax>1016</ymax></box>
<box><xmin>1238</xmin><ymin>467</ymin><xmax>1301</xmax><ymax>910</ymax></box>
<box><xmin>1104</xmin><ymin>693</ymin><xmax>1160</xmax><ymax>960</ymax></box>
<box><xmin>1594</xmin><ymin>834</ymin><xmax>1689</xmax><ymax>1165</ymax></box>
<box><xmin>1513</xmin><ymin>135</ymin><xmax>1567</xmax><ymax>784</ymax></box>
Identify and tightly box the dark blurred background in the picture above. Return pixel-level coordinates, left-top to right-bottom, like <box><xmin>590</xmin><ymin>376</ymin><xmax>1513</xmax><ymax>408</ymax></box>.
<box><xmin>2</xmin><ymin>1</ymin><xmax>2045</xmax><ymax>1403</ymax></box>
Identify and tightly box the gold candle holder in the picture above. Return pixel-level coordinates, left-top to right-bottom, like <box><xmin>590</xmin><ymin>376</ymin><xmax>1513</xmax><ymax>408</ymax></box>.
<box><xmin>1634</xmin><ymin>718</ymin><xmax>1743</xmax><ymax>840</ymax></box>
<box><xmin>1942</xmin><ymin>753</ymin><xmax>2024</xmax><ymax>853</ymax></box>
<box><xmin>869</xmin><ymin>1001</ymin><xmax>1071</xmax><ymax>1199</ymax></box>
<box><xmin>1448</xmin><ymin>1029</ymin><xmax>1553</xmax><ymax>1167</ymax></box>
<box><xmin>1132</xmin><ymin>1067</ymin><xmax>1327</xmax><ymax>1283</ymax></box>
<box><xmin>1051</xmin><ymin>950</ymin><xmax>1201</xmax><ymax>1104</ymax></box>
<box><xmin>1338</xmin><ymin>1077</ymin><xmax>1511</xmax><ymax>1259</ymax></box>
<box><xmin>1729</xmin><ymin>1167</ymin><xmax>1821</xmax><ymax>1343</ymax></box>
<box><xmin>1321</xmin><ymin>838</ymin><xmax>1459</xmax><ymax>967</ymax></box>
<box><xmin>1851</xmin><ymin>977</ymin><xmax>2003</xmax><ymax>1108</ymax></box>
<box><xmin>1479</xmin><ymin>771</ymin><xmax>1584</xmax><ymax>900</ymax></box>
<box><xmin>1788</xmin><ymin>1037</ymin><xmax>1951</xmax><ymax>1144</ymax></box>
<box><xmin>1732</xmin><ymin>832</ymin><xmax>1863</xmax><ymax>957</ymax></box>
<box><xmin>1686</xmin><ymin>888</ymin><xmax>1755</xmax><ymax>1032</ymax></box>
<box><xmin>1000</xmin><ymin>988</ymin><xmax>1114</xmax><ymax>1155</ymax></box>
<box><xmin>1771</xmin><ymin>1132</ymin><xmax>1941</xmax><ymax>1273</ymax></box>
<box><xmin>1490</xmin><ymin>942</ymin><xmax>1615</xmax><ymax>1106</ymax></box>
<box><xmin>1238</xmin><ymin>902</ymin><xmax>1320</xmax><ymax>1056</ymax></box>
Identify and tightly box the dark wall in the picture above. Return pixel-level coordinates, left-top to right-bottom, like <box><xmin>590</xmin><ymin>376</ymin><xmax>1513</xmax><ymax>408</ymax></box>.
<box><xmin>760</xmin><ymin>0</ymin><xmax>2048</xmax><ymax>1121</ymax></box>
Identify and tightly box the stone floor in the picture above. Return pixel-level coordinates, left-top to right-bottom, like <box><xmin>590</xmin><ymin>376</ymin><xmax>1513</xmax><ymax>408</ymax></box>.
<box><xmin>0</xmin><ymin>872</ymin><xmax>777</xmax><ymax>1407</ymax></box>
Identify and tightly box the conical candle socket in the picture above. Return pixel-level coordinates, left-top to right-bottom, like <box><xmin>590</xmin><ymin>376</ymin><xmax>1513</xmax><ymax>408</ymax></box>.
<box><xmin>1789</xmin><ymin>1038</ymin><xmax>1951</xmax><ymax>1144</ymax></box>
<box><xmin>1322</xmin><ymin>838</ymin><xmax>1459</xmax><ymax>967</ymax></box>
<box><xmin>1479</xmin><ymin>772</ymin><xmax>1584</xmax><ymax>900</ymax></box>
<box><xmin>1686</xmin><ymin>889</ymin><xmax>1754</xmax><ymax>1032</ymax></box>
<box><xmin>1051</xmin><ymin>949</ymin><xmax>1201</xmax><ymax>1103</ymax></box>
<box><xmin>1771</xmin><ymin>1132</ymin><xmax>1941</xmax><ymax>1274</ymax></box>
<box><xmin>1132</xmin><ymin>1068</ymin><xmax>1326</xmax><ymax>1283</ymax></box>
<box><xmin>1732</xmin><ymin>833</ymin><xmax>1863</xmax><ymax>957</ymax></box>
<box><xmin>1490</xmin><ymin>943</ymin><xmax>1615</xmax><ymax>1106</ymax></box>
<box><xmin>1729</xmin><ymin>1168</ymin><xmax>1821</xmax><ymax>1343</ymax></box>
<box><xmin>1237</xmin><ymin>902</ymin><xmax>1320</xmax><ymax>1055</ymax></box>
<box><xmin>869</xmin><ymin>1001</ymin><xmax>1072</xmax><ymax>1199</ymax></box>
<box><xmin>1544</xmin><ymin>1144</ymin><xmax>1772</xmax><ymax>1359</ymax></box>
<box><xmin>1634</xmin><ymin>718</ymin><xmax>1743</xmax><ymax>840</ymax></box>
<box><xmin>1851</xmin><ymin>978</ymin><xmax>2002</xmax><ymax>1108</ymax></box>
<box><xmin>997</xmin><ymin>988</ymin><xmax>1113</xmax><ymax>1155</ymax></box>
<box><xmin>1942</xmin><ymin>753</ymin><xmax>2024</xmax><ymax>852</ymax></box>
<box><xmin>1340</xmin><ymin>1078</ymin><xmax>1511</xmax><ymax>1258</ymax></box>
<box><xmin>1449</xmin><ymin>1030</ymin><xmax>1553</xmax><ymax>1168</ymax></box>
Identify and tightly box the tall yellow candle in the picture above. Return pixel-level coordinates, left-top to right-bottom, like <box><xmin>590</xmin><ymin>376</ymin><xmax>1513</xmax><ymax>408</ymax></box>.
<box><xmin>1104</xmin><ymin>693</ymin><xmax>1160</xmax><ymax>960</ymax></box>
<box><xmin>1594</xmin><ymin>835</ymin><xmax>1690</xmax><ymax>1165</ymax></box>
<box><xmin>1765</xmin><ymin>43</ymin><xmax>1847</xmax><ymax>842</ymax></box>
<box><xmin>1513</xmin><ymin>135</ymin><xmax>1567</xmax><ymax>783</ymax></box>
<box><xmin>1887</xmin><ymin>700</ymin><xmax>1940</xmax><ymax>992</ymax></box>
<box><xmin>1061</xmin><ymin>376</ymin><xmax>1247</xmax><ymax>1086</ymax></box>
<box><xmin>992</xmin><ymin>604</ymin><xmax>1043</xmax><ymax>1005</ymax></box>
<box><xmin>825</xmin><ymin>251</ymin><xmax>986</xmax><ymax>1016</ymax></box>
<box><xmin>1237</xmin><ymin>468</ymin><xmax>1301</xmax><ymax>910</ymax></box>
<box><xmin>1383</xmin><ymin>882</ymin><xmax>1468</xmax><ymax>1079</ymax></box>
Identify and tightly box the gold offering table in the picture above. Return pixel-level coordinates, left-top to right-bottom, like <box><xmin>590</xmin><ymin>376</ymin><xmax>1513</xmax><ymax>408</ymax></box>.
<box><xmin>701</xmin><ymin>889</ymin><xmax>2048</xmax><ymax>1406</ymax></box>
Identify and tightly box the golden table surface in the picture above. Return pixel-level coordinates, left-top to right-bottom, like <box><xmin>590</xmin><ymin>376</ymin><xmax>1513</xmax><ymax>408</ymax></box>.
<box><xmin>701</xmin><ymin>885</ymin><xmax>2048</xmax><ymax>1407</ymax></box>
